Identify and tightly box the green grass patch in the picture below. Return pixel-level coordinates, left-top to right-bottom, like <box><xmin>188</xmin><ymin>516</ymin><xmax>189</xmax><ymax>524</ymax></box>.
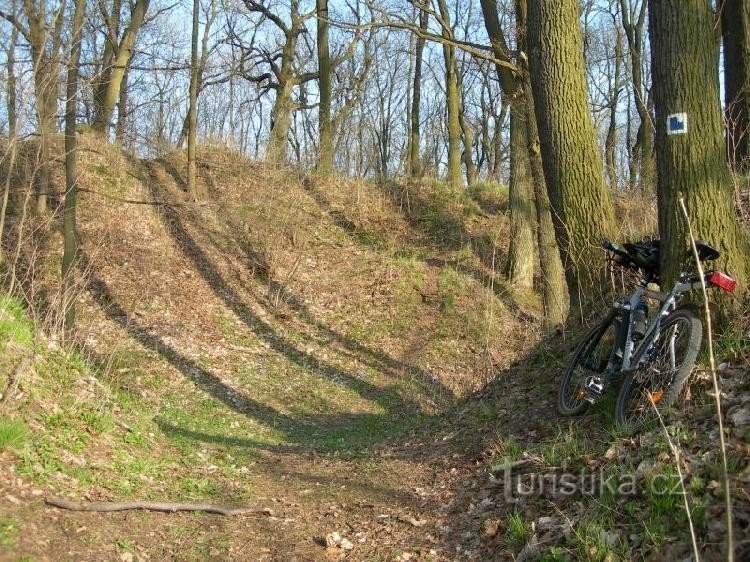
<box><xmin>0</xmin><ymin>295</ymin><xmax>34</xmax><ymax>348</ymax></box>
<box><xmin>0</xmin><ymin>517</ymin><xmax>19</xmax><ymax>551</ymax></box>
<box><xmin>0</xmin><ymin>417</ymin><xmax>28</xmax><ymax>451</ymax></box>
<box><xmin>506</xmin><ymin>510</ymin><xmax>531</xmax><ymax>546</ymax></box>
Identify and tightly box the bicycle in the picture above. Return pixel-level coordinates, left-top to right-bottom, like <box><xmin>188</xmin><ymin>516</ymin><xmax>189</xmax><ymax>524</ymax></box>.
<box><xmin>557</xmin><ymin>238</ymin><xmax>737</xmax><ymax>428</ymax></box>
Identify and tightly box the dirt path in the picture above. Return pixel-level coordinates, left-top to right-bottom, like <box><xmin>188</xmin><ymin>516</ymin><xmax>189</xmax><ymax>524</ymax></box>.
<box><xmin>0</xmin><ymin>155</ymin><xmax>529</xmax><ymax>561</ymax></box>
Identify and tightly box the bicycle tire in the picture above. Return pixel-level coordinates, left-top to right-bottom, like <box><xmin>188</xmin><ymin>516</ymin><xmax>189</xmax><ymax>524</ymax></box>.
<box><xmin>615</xmin><ymin>309</ymin><xmax>702</xmax><ymax>428</ymax></box>
<box><xmin>558</xmin><ymin>309</ymin><xmax>620</xmax><ymax>416</ymax></box>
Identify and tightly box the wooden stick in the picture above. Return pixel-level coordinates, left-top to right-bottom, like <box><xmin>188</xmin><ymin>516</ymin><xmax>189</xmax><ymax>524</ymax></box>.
<box><xmin>46</xmin><ymin>498</ymin><xmax>273</xmax><ymax>517</ymax></box>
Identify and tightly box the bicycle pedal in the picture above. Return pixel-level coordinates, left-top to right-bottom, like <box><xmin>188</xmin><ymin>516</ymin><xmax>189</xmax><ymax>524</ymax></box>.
<box><xmin>584</xmin><ymin>376</ymin><xmax>606</xmax><ymax>402</ymax></box>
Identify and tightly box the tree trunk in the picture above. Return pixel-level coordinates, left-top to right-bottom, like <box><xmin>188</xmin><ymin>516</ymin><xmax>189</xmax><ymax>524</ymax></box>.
<box><xmin>481</xmin><ymin>0</ymin><xmax>568</xmax><ymax>324</ymax></box>
<box><xmin>62</xmin><ymin>0</ymin><xmax>86</xmax><ymax>335</ymax></box>
<box><xmin>460</xmin><ymin>103</ymin><xmax>477</xmax><ymax>186</ymax></box>
<box><xmin>437</xmin><ymin>0</ymin><xmax>463</xmax><ymax>188</ymax></box>
<box><xmin>620</xmin><ymin>0</ymin><xmax>654</xmax><ymax>190</ymax></box>
<box><xmin>316</xmin><ymin>0</ymin><xmax>333</xmax><ymax>175</ymax></box>
<box><xmin>605</xmin><ymin>22</ymin><xmax>623</xmax><ymax>189</ymax></box>
<box><xmin>527</xmin><ymin>0</ymin><xmax>615</xmax><ymax>305</ymax></box>
<box><xmin>6</xmin><ymin>2</ymin><xmax>18</xmax><ymax>138</ymax></box>
<box><xmin>649</xmin><ymin>0</ymin><xmax>748</xmax><ymax>320</ymax></box>
<box><xmin>722</xmin><ymin>0</ymin><xmax>750</xmax><ymax>172</ymax></box>
<box><xmin>187</xmin><ymin>0</ymin><xmax>200</xmax><ymax>199</ymax></box>
<box><xmin>116</xmin><ymin>62</ymin><xmax>129</xmax><ymax>146</ymax></box>
<box><xmin>92</xmin><ymin>0</ymin><xmax>150</xmax><ymax>135</ymax></box>
<box><xmin>410</xmin><ymin>9</ymin><xmax>428</xmax><ymax>179</ymax></box>
<box><xmin>516</xmin><ymin>0</ymin><xmax>569</xmax><ymax>325</ymax></box>
<box><xmin>506</xmin><ymin>107</ymin><xmax>536</xmax><ymax>290</ymax></box>
<box><xmin>26</xmin><ymin>5</ymin><xmax>59</xmax><ymax>215</ymax></box>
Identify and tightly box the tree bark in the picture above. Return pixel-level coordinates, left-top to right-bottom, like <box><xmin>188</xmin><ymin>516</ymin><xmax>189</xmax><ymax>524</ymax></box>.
<box><xmin>722</xmin><ymin>0</ymin><xmax>750</xmax><ymax>172</ymax></box>
<box><xmin>92</xmin><ymin>0</ymin><xmax>150</xmax><ymax>135</ymax></box>
<box><xmin>410</xmin><ymin>9</ymin><xmax>428</xmax><ymax>179</ymax></box>
<box><xmin>605</xmin><ymin>20</ymin><xmax>623</xmax><ymax>189</ymax></box>
<box><xmin>506</xmin><ymin>108</ymin><xmax>536</xmax><ymax>290</ymax></box>
<box><xmin>619</xmin><ymin>0</ymin><xmax>654</xmax><ymax>189</ymax></box>
<box><xmin>6</xmin><ymin>1</ymin><xmax>18</xmax><ymax>138</ymax></box>
<box><xmin>187</xmin><ymin>0</ymin><xmax>200</xmax><ymax>200</ymax></box>
<box><xmin>527</xmin><ymin>0</ymin><xmax>615</xmax><ymax>305</ymax></box>
<box><xmin>437</xmin><ymin>0</ymin><xmax>463</xmax><ymax>188</ymax></box>
<box><xmin>649</xmin><ymin>0</ymin><xmax>748</xmax><ymax>320</ymax></box>
<box><xmin>481</xmin><ymin>0</ymin><xmax>569</xmax><ymax>324</ymax></box>
<box><xmin>316</xmin><ymin>0</ymin><xmax>333</xmax><ymax>174</ymax></box>
<box><xmin>62</xmin><ymin>0</ymin><xmax>86</xmax><ymax>335</ymax></box>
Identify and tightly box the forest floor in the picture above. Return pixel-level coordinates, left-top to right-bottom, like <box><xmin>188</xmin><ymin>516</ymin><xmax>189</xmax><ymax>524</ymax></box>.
<box><xmin>0</xmin><ymin>137</ymin><xmax>748</xmax><ymax>561</ymax></box>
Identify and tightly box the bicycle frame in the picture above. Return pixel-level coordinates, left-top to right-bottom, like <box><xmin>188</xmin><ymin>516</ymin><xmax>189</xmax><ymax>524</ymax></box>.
<box><xmin>611</xmin><ymin>277</ymin><xmax>702</xmax><ymax>373</ymax></box>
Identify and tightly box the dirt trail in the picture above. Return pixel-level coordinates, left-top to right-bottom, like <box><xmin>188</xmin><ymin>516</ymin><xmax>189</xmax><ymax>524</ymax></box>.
<box><xmin>0</xmin><ymin>151</ymin><xmax>533</xmax><ymax>561</ymax></box>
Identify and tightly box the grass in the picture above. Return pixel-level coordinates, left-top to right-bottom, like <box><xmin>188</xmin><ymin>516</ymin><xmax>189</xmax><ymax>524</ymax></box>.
<box><xmin>0</xmin><ymin>295</ymin><xmax>34</xmax><ymax>349</ymax></box>
<box><xmin>0</xmin><ymin>517</ymin><xmax>19</xmax><ymax>551</ymax></box>
<box><xmin>0</xmin><ymin>418</ymin><xmax>28</xmax><ymax>451</ymax></box>
<box><xmin>506</xmin><ymin>510</ymin><xmax>531</xmax><ymax>546</ymax></box>
<box><xmin>569</xmin><ymin>521</ymin><xmax>627</xmax><ymax>562</ymax></box>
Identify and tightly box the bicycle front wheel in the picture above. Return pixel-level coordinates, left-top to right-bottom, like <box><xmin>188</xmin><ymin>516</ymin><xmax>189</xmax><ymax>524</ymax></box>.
<box><xmin>615</xmin><ymin>309</ymin><xmax>702</xmax><ymax>428</ymax></box>
<box><xmin>558</xmin><ymin>309</ymin><xmax>620</xmax><ymax>416</ymax></box>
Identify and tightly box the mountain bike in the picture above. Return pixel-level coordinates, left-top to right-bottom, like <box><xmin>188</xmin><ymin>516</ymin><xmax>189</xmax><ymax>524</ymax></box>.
<box><xmin>558</xmin><ymin>239</ymin><xmax>737</xmax><ymax>428</ymax></box>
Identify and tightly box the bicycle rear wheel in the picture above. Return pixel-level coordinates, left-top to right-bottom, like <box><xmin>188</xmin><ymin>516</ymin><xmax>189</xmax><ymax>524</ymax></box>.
<box><xmin>615</xmin><ymin>309</ymin><xmax>702</xmax><ymax>428</ymax></box>
<box><xmin>558</xmin><ymin>310</ymin><xmax>620</xmax><ymax>416</ymax></box>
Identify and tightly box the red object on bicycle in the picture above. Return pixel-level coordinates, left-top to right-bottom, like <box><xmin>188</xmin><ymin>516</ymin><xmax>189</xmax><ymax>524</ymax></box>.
<box><xmin>708</xmin><ymin>271</ymin><xmax>736</xmax><ymax>293</ymax></box>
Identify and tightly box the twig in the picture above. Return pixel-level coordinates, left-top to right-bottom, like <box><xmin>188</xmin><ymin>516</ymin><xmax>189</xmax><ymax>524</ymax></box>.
<box><xmin>649</xmin><ymin>395</ymin><xmax>700</xmax><ymax>561</ymax></box>
<box><xmin>45</xmin><ymin>498</ymin><xmax>273</xmax><ymax>517</ymax></box>
<box><xmin>678</xmin><ymin>195</ymin><xmax>733</xmax><ymax>562</ymax></box>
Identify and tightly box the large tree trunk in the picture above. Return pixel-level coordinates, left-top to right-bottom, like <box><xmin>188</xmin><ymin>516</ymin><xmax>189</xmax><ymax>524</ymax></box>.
<box><xmin>62</xmin><ymin>0</ymin><xmax>86</xmax><ymax>335</ymax></box>
<box><xmin>410</xmin><ymin>9</ymin><xmax>428</xmax><ymax>179</ymax></box>
<box><xmin>649</xmin><ymin>0</ymin><xmax>748</xmax><ymax>320</ymax></box>
<box><xmin>316</xmin><ymin>0</ymin><xmax>333</xmax><ymax>175</ymax></box>
<box><xmin>722</xmin><ymin>0</ymin><xmax>750</xmax><ymax>172</ymax></box>
<box><xmin>186</xmin><ymin>0</ymin><xmax>200</xmax><ymax>200</ymax></box>
<box><xmin>92</xmin><ymin>0</ymin><xmax>149</xmax><ymax>135</ymax></box>
<box><xmin>480</xmin><ymin>0</ymin><xmax>569</xmax><ymax>324</ymax></box>
<box><xmin>266</xmin><ymin>24</ymin><xmax>298</xmax><ymax>165</ymax></box>
<box><xmin>527</xmin><ymin>0</ymin><xmax>615</xmax><ymax>305</ymax></box>
<box><xmin>506</xmin><ymin>108</ymin><xmax>536</xmax><ymax>290</ymax></box>
<box><xmin>516</xmin><ymin>0</ymin><xmax>569</xmax><ymax>324</ymax></box>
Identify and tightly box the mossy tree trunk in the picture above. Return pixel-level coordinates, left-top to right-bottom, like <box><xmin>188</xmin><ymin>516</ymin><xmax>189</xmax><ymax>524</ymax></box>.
<box><xmin>649</xmin><ymin>0</ymin><xmax>748</xmax><ymax>318</ymax></box>
<box><xmin>62</xmin><ymin>0</ymin><xmax>86</xmax><ymax>335</ymax></box>
<box><xmin>480</xmin><ymin>0</ymin><xmax>568</xmax><ymax>322</ymax></box>
<box><xmin>722</xmin><ymin>0</ymin><xmax>750</xmax><ymax>172</ymax></box>
<box><xmin>506</xmin><ymin>107</ymin><xmax>536</xmax><ymax>290</ymax></box>
<box><xmin>527</xmin><ymin>0</ymin><xmax>615</xmax><ymax>305</ymax></box>
<box><xmin>92</xmin><ymin>0</ymin><xmax>150</xmax><ymax>136</ymax></box>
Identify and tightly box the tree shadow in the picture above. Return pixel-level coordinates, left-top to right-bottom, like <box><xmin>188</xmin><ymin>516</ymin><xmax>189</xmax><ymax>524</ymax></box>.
<box><xmin>303</xmin><ymin>177</ymin><xmax>538</xmax><ymax>325</ymax></box>
<box><xmin>81</xmin><ymin>249</ymin><xmax>442</xmax><ymax>454</ymax></box>
<box><xmin>141</xmin><ymin>161</ymin><xmax>452</xmax><ymax>402</ymax></box>
<box><xmin>206</xmin><ymin>187</ymin><xmax>451</xmax><ymax>399</ymax></box>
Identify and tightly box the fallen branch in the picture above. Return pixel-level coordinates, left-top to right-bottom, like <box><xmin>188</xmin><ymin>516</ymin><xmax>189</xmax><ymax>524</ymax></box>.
<box><xmin>46</xmin><ymin>498</ymin><xmax>273</xmax><ymax>517</ymax></box>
